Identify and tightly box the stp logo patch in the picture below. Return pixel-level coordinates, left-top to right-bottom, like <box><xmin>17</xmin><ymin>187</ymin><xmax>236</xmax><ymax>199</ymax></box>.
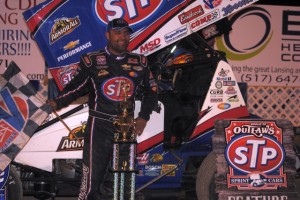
<box><xmin>224</xmin><ymin>120</ymin><xmax>287</xmax><ymax>190</ymax></box>
<box><xmin>95</xmin><ymin>0</ymin><xmax>163</xmax><ymax>24</ymax></box>
<box><xmin>226</xmin><ymin>135</ymin><xmax>285</xmax><ymax>174</ymax></box>
<box><xmin>102</xmin><ymin>77</ymin><xmax>134</xmax><ymax>101</ymax></box>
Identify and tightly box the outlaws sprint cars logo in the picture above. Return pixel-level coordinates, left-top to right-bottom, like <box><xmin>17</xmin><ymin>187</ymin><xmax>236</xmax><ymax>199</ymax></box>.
<box><xmin>225</xmin><ymin>120</ymin><xmax>286</xmax><ymax>190</ymax></box>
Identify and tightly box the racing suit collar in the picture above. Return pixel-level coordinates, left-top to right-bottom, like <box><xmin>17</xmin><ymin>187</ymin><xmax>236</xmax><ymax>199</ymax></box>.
<box><xmin>105</xmin><ymin>46</ymin><xmax>127</xmax><ymax>60</ymax></box>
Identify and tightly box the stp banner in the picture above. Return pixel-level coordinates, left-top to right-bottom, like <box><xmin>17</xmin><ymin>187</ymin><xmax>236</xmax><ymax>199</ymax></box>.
<box><xmin>216</xmin><ymin>4</ymin><xmax>300</xmax><ymax>87</ymax></box>
<box><xmin>23</xmin><ymin>0</ymin><xmax>258</xmax><ymax>90</ymax></box>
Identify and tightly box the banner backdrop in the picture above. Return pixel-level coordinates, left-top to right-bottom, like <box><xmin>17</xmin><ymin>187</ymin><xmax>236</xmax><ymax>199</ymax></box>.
<box><xmin>0</xmin><ymin>61</ymin><xmax>52</xmax><ymax>172</ymax></box>
<box><xmin>0</xmin><ymin>0</ymin><xmax>46</xmax><ymax>80</ymax></box>
<box><xmin>216</xmin><ymin>4</ymin><xmax>300</xmax><ymax>87</ymax></box>
<box><xmin>23</xmin><ymin>0</ymin><xmax>258</xmax><ymax>90</ymax></box>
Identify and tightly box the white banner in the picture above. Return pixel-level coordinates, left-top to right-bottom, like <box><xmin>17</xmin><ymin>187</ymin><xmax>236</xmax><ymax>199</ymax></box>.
<box><xmin>216</xmin><ymin>4</ymin><xmax>300</xmax><ymax>87</ymax></box>
<box><xmin>0</xmin><ymin>0</ymin><xmax>46</xmax><ymax>80</ymax></box>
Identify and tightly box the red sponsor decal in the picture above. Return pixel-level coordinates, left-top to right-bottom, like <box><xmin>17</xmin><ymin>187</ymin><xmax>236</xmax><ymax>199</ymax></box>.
<box><xmin>58</xmin><ymin>64</ymin><xmax>78</xmax><ymax>87</ymax></box>
<box><xmin>190</xmin><ymin>10</ymin><xmax>220</xmax><ymax>31</ymax></box>
<box><xmin>95</xmin><ymin>0</ymin><xmax>163</xmax><ymax>25</ymax></box>
<box><xmin>178</xmin><ymin>5</ymin><xmax>204</xmax><ymax>24</ymax></box>
<box><xmin>102</xmin><ymin>77</ymin><xmax>134</xmax><ymax>101</ymax></box>
<box><xmin>139</xmin><ymin>38</ymin><xmax>161</xmax><ymax>54</ymax></box>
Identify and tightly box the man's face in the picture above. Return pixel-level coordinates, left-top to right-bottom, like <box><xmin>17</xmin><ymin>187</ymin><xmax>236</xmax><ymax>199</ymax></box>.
<box><xmin>106</xmin><ymin>28</ymin><xmax>131</xmax><ymax>55</ymax></box>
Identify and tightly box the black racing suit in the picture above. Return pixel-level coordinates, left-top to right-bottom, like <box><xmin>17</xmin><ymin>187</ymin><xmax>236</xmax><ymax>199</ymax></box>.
<box><xmin>54</xmin><ymin>46</ymin><xmax>158</xmax><ymax>200</ymax></box>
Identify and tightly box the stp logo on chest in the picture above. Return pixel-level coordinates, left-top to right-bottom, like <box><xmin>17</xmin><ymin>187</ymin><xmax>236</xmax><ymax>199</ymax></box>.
<box><xmin>95</xmin><ymin>0</ymin><xmax>163</xmax><ymax>24</ymax></box>
<box><xmin>224</xmin><ymin>120</ymin><xmax>287</xmax><ymax>190</ymax></box>
<box><xmin>102</xmin><ymin>77</ymin><xmax>134</xmax><ymax>101</ymax></box>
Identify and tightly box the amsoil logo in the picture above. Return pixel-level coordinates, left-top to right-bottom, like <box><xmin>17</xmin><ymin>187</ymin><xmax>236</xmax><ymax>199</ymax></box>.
<box><xmin>50</xmin><ymin>16</ymin><xmax>81</xmax><ymax>44</ymax></box>
<box><xmin>225</xmin><ymin>121</ymin><xmax>287</xmax><ymax>190</ymax></box>
<box><xmin>57</xmin><ymin>123</ymin><xmax>86</xmax><ymax>151</ymax></box>
<box><xmin>95</xmin><ymin>0</ymin><xmax>163</xmax><ymax>24</ymax></box>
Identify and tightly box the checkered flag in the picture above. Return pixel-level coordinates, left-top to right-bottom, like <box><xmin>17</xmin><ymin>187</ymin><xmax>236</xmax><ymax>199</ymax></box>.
<box><xmin>0</xmin><ymin>61</ymin><xmax>52</xmax><ymax>172</ymax></box>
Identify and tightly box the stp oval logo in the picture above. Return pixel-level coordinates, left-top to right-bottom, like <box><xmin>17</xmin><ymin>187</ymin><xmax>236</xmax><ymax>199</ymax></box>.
<box><xmin>102</xmin><ymin>77</ymin><xmax>134</xmax><ymax>101</ymax></box>
<box><xmin>225</xmin><ymin>135</ymin><xmax>285</xmax><ymax>174</ymax></box>
<box><xmin>95</xmin><ymin>0</ymin><xmax>163</xmax><ymax>25</ymax></box>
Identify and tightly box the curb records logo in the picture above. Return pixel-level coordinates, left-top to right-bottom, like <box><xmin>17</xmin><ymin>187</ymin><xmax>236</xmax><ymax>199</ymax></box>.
<box><xmin>57</xmin><ymin>122</ymin><xmax>86</xmax><ymax>151</ymax></box>
<box><xmin>102</xmin><ymin>77</ymin><xmax>134</xmax><ymax>101</ymax></box>
<box><xmin>216</xmin><ymin>7</ymin><xmax>272</xmax><ymax>61</ymax></box>
<box><xmin>225</xmin><ymin>120</ymin><xmax>287</xmax><ymax>190</ymax></box>
<box><xmin>95</xmin><ymin>0</ymin><xmax>163</xmax><ymax>25</ymax></box>
<box><xmin>50</xmin><ymin>16</ymin><xmax>81</xmax><ymax>44</ymax></box>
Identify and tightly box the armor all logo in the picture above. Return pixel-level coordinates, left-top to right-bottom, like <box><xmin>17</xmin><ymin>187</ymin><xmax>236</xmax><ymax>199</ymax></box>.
<box><xmin>49</xmin><ymin>16</ymin><xmax>81</xmax><ymax>44</ymax></box>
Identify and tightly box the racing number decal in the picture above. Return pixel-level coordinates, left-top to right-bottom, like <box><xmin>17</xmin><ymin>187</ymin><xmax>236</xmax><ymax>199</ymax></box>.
<box><xmin>102</xmin><ymin>77</ymin><xmax>134</xmax><ymax>101</ymax></box>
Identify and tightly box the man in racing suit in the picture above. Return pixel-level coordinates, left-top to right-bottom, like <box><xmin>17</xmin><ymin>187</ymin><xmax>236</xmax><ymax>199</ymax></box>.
<box><xmin>48</xmin><ymin>18</ymin><xmax>158</xmax><ymax>200</ymax></box>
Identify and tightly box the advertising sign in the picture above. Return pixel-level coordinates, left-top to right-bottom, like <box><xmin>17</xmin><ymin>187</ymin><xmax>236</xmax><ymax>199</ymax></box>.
<box><xmin>225</xmin><ymin>120</ymin><xmax>286</xmax><ymax>190</ymax></box>
<box><xmin>0</xmin><ymin>0</ymin><xmax>46</xmax><ymax>80</ymax></box>
<box><xmin>213</xmin><ymin>119</ymin><xmax>299</xmax><ymax>200</ymax></box>
<box><xmin>23</xmin><ymin>0</ymin><xmax>258</xmax><ymax>90</ymax></box>
<box><xmin>216</xmin><ymin>5</ymin><xmax>300</xmax><ymax>87</ymax></box>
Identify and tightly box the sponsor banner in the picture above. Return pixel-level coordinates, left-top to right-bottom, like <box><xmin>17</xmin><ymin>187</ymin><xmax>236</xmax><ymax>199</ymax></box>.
<box><xmin>0</xmin><ymin>0</ymin><xmax>46</xmax><ymax>79</ymax></box>
<box><xmin>23</xmin><ymin>0</ymin><xmax>258</xmax><ymax>90</ymax></box>
<box><xmin>0</xmin><ymin>61</ymin><xmax>52</xmax><ymax>172</ymax></box>
<box><xmin>213</xmin><ymin>119</ymin><xmax>299</xmax><ymax>200</ymax></box>
<box><xmin>225</xmin><ymin>120</ymin><xmax>286</xmax><ymax>190</ymax></box>
<box><xmin>216</xmin><ymin>5</ymin><xmax>300</xmax><ymax>87</ymax></box>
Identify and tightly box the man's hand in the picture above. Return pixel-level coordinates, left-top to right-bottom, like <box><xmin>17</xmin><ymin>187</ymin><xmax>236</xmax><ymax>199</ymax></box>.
<box><xmin>134</xmin><ymin>117</ymin><xmax>147</xmax><ymax>136</ymax></box>
<box><xmin>47</xmin><ymin>100</ymin><xmax>57</xmax><ymax>110</ymax></box>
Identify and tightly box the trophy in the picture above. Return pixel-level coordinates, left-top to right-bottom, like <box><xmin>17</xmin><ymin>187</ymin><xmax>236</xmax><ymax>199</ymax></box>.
<box><xmin>112</xmin><ymin>80</ymin><xmax>136</xmax><ymax>200</ymax></box>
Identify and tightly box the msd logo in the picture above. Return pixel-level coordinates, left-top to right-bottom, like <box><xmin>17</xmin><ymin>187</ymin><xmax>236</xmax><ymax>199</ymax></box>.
<box><xmin>139</xmin><ymin>38</ymin><xmax>161</xmax><ymax>54</ymax></box>
<box><xmin>95</xmin><ymin>0</ymin><xmax>163</xmax><ymax>24</ymax></box>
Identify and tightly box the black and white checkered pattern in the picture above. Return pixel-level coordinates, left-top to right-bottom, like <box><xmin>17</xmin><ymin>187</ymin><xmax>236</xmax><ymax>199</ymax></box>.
<box><xmin>0</xmin><ymin>61</ymin><xmax>52</xmax><ymax>172</ymax></box>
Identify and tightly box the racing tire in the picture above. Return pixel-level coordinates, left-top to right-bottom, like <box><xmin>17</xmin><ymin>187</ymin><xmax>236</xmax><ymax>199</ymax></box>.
<box><xmin>7</xmin><ymin>166</ymin><xmax>23</xmax><ymax>200</ymax></box>
<box><xmin>196</xmin><ymin>152</ymin><xmax>217</xmax><ymax>200</ymax></box>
